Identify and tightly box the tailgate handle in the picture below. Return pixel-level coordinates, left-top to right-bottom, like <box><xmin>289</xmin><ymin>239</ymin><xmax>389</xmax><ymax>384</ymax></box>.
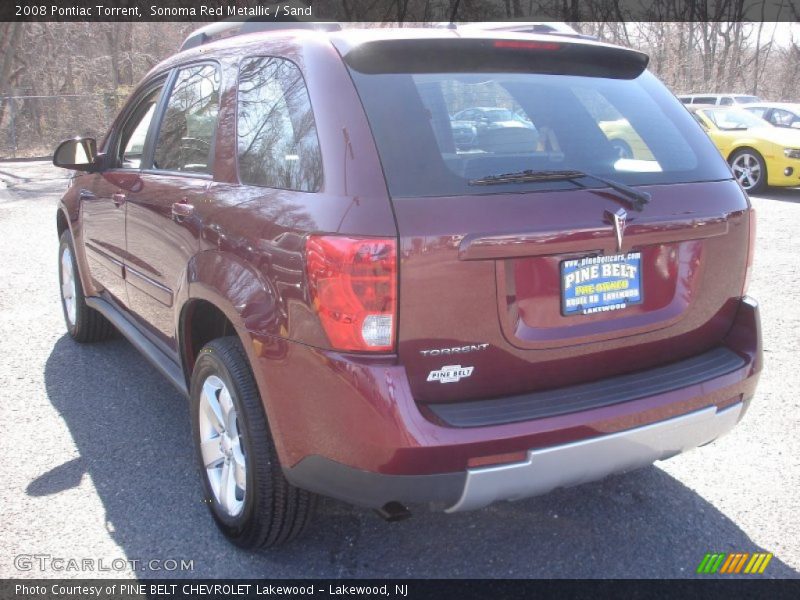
<box><xmin>458</xmin><ymin>213</ymin><xmax>734</xmax><ymax>261</ymax></box>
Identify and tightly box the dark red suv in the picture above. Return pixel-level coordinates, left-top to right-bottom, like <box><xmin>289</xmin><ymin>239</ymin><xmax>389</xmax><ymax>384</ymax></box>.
<box><xmin>53</xmin><ymin>23</ymin><xmax>762</xmax><ymax>549</ymax></box>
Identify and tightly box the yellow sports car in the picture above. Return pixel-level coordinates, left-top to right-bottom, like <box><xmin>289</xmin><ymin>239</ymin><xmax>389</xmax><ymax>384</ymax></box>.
<box><xmin>598</xmin><ymin>118</ymin><xmax>655</xmax><ymax>161</ymax></box>
<box><xmin>687</xmin><ymin>105</ymin><xmax>800</xmax><ymax>193</ymax></box>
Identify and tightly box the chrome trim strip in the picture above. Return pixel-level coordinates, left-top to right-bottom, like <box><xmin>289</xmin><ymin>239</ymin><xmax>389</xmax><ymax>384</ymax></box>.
<box><xmin>86</xmin><ymin>244</ymin><xmax>124</xmax><ymax>278</ymax></box>
<box><xmin>446</xmin><ymin>403</ymin><xmax>743</xmax><ymax>513</ymax></box>
<box><xmin>125</xmin><ymin>265</ymin><xmax>174</xmax><ymax>307</ymax></box>
<box><xmin>459</xmin><ymin>213</ymin><xmax>730</xmax><ymax>261</ymax></box>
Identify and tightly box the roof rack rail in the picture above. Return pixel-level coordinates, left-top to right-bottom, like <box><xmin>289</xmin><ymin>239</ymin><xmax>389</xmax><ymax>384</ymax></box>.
<box><xmin>180</xmin><ymin>18</ymin><xmax>341</xmax><ymax>52</ymax></box>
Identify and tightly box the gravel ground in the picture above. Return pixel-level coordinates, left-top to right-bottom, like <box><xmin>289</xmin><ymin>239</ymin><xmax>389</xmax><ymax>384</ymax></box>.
<box><xmin>0</xmin><ymin>161</ymin><xmax>798</xmax><ymax>579</ymax></box>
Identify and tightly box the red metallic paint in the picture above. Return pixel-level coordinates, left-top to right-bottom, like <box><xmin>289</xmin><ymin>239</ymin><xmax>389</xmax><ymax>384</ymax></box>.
<box><xmin>55</xmin><ymin>28</ymin><xmax>762</xmax><ymax>484</ymax></box>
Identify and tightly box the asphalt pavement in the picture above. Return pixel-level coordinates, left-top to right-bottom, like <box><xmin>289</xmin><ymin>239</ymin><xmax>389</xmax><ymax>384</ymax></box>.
<box><xmin>1</xmin><ymin>161</ymin><xmax>798</xmax><ymax>579</ymax></box>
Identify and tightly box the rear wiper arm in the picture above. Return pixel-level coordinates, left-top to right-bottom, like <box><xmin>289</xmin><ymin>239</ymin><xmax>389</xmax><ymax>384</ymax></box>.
<box><xmin>468</xmin><ymin>169</ymin><xmax>650</xmax><ymax>211</ymax></box>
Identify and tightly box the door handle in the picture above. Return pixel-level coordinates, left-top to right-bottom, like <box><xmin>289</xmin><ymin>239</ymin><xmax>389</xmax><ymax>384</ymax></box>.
<box><xmin>171</xmin><ymin>202</ymin><xmax>194</xmax><ymax>220</ymax></box>
<box><xmin>112</xmin><ymin>193</ymin><xmax>126</xmax><ymax>207</ymax></box>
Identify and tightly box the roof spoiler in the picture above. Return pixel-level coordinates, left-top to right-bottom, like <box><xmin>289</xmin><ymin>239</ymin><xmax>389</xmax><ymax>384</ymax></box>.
<box><xmin>342</xmin><ymin>38</ymin><xmax>649</xmax><ymax>80</ymax></box>
<box><xmin>180</xmin><ymin>17</ymin><xmax>341</xmax><ymax>51</ymax></box>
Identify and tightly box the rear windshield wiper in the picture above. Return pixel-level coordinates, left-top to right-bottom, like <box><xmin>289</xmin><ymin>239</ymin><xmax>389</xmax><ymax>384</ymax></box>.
<box><xmin>468</xmin><ymin>169</ymin><xmax>651</xmax><ymax>211</ymax></box>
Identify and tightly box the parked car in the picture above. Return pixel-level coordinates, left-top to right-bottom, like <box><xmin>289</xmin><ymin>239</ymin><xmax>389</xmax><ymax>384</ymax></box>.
<box><xmin>452</xmin><ymin>106</ymin><xmax>536</xmax><ymax>131</ymax></box>
<box><xmin>742</xmin><ymin>102</ymin><xmax>800</xmax><ymax>129</ymax></box>
<box><xmin>687</xmin><ymin>104</ymin><xmax>800</xmax><ymax>193</ymax></box>
<box><xmin>678</xmin><ymin>93</ymin><xmax>761</xmax><ymax>106</ymax></box>
<box><xmin>53</xmin><ymin>22</ymin><xmax>761</xmax><ymax>550</ymax></box>
<box><xmin>449</xmin><ymin>118</ymin><xmax>478</xmax><ymax>151</ymax></box>
<box><xmin>451</xmin><ymin>107</ymin><xmax>539</xmax><ymax>153</ymax></box>
<box><xmin>598</xmin><ymin>118</ymin><xmax>655</xmax><ymax>160</ymax></box>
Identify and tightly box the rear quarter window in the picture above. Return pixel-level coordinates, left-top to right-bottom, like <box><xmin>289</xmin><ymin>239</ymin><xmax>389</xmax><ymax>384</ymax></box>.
<box><xmin>236</xmin><ymin>56</ymin><xmax>322</xmax><ymax>192</ymax></box>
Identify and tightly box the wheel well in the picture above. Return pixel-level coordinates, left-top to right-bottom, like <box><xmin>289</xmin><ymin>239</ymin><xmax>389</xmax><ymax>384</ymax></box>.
<box><xmin>56</xmin><ymin>210</ymin><xmax>69</xmax><ymax>237</ymax></box>
<box><xmin>181</xmin><ymin>300</ymin><xmax>237</xmax><ymax>376</ymax></box>
<box><xmin>728</xmin><ymin>146</ymin><xmax>762</xmax><ymax>163</ymax></box>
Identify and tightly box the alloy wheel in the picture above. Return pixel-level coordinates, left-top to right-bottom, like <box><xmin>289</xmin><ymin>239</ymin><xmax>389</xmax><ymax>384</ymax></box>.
<box><xmin>60</xmin><ymin>245</ymin><xmax>77</xmax><ymax>327</ymax></box>
<box><xmin>198</xmin><ymin>375</ymin><xmax>247</xmax><ymax>517</ymax></box>
<box><xmin>731</xmin><ymin>152</ymin><xmax>762</xmax><ymax>191</ymax></box>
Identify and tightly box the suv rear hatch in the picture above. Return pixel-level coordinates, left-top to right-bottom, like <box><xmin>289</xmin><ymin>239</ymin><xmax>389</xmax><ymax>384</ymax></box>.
<box><xmin>338</xmin><ymin>32</ymin><xmax>752</xmax><ymax>404</ymax></box>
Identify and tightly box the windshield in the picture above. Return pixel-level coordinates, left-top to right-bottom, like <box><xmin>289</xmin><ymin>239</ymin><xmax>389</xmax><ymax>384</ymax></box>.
<box><xmin>702</xmin><ymin>108</ymin><xmax>771</xmax><ymax>130</ymax></box>
<box><xmin>348</xmin><ymin>69</ymin><xmax>732</xmax><ymax>198</ymax></box>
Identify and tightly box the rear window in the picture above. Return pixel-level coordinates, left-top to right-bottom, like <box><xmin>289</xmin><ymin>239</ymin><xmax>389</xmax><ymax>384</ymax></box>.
<box><xmin>347</xmin><ymin>68</ymin><xmax>732</xmax><ymax>198</ymax></box>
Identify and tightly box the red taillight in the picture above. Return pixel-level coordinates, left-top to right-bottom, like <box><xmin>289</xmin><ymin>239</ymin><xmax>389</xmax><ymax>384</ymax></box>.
<box><xmin>306</xmin><ymin>236</ymin><xmax>397</xmax><ymax>352</ymax></box>
<box><xmin>493</xmin><ymin>40</ymin><xmax>561</xmax><ymax>51</ymax></box>
<box><xmin>743</xmin><ymin>209</ymin><xmax>756</xmax><ymax>294</ymax></box>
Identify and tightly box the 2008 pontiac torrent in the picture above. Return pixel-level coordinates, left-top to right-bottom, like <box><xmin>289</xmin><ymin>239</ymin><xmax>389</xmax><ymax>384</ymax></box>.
<box><xmin>53</xmin><ymin>22</ymin><xmax>762</xmax><ymax>549</ymax></box>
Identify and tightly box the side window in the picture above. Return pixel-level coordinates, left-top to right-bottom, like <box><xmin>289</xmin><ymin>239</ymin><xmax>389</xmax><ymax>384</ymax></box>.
<box><xmin>237</xmin><ymin>57</ymin><xmax>322</xmax><ymax>191</ymax></box>
<box><xmin>153</xmin><ymin>64</ymin><xmax>220</xmax><ymax>174</ymax></box>
<box><xmin>117</xmin><ymin>87</ymin><xmax>161</xmax><ymax>169</ymax></box>
<box><xmin>771</xmin><ymin>109</ymin><xmax>797</xmax><ymax>127</ymax></box>
<box><xmin>720</xmin><ymin>97</ymin><xmax>734</xmax><ymax>106</ymax></box>
<box><xmin>695</xmin><ymin>96</ymin><xmax>715</xmax><ymax>104</ymax></box>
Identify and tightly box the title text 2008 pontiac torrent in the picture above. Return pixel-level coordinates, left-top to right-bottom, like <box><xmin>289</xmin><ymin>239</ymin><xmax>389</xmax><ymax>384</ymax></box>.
<box><xmin>53</xmin><ymin>23</ymin><xmax>761</xmax><ymax>548</ymax></box>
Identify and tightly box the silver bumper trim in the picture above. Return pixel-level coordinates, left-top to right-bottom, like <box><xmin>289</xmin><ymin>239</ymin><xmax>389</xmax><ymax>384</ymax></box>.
<box><xmin>445</xmin><ymin>403</ymin><xmax>743</xmax><ymax>513</ymax></box>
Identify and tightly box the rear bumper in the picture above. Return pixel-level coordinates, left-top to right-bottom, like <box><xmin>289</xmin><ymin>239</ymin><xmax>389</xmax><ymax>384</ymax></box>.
<box><xmin>275</xmin><ymin>296</ymin><xmax>761</xmax><ymax>511</ymax></box>
<box><xmin>447</xmin><ymin>401</ymin><xmax>742</xmax><ymax>512</ymax></box>
<box><xmin>285</xmin><ymin>401</ymin><xmax>745</xmax><ymax>512</ymax></box>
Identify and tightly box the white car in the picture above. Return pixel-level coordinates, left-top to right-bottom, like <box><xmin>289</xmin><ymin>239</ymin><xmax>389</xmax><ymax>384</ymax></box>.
<box><xmin>678</xmin><ymin>93</ymin><xmax>761</xmax><ymax>106</ymax></box>
<box><xmin>742</xmin><ymin>103</ymin><xmax>800</xmax><ymax>129</ymax></box>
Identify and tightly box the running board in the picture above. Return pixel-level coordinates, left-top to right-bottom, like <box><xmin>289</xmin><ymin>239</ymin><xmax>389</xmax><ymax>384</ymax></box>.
<box><xmin>86</xmin><ymin>297</ymin><xmax>188</xmax><ymax>396</ymax></box>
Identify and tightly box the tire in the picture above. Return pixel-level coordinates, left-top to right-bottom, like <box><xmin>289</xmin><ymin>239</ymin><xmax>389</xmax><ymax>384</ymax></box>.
<box><xmin>610</xmin><ymin>139</ymin><xmax>633</xmax><ymax>160</ymax></box>
<box><xmin>729</xmin><ymin>148</ymin><xmax>767</xmax><ymax>194</ymax></box>
<box><xmin>58</xmin><ymin>230</ymin><xmax>115</xmax><ymax>343</ymax></box>
<box><xmin>190</xmin><ymin>337</ymin><xmax>316</xmax><ymax>549</ymax></box>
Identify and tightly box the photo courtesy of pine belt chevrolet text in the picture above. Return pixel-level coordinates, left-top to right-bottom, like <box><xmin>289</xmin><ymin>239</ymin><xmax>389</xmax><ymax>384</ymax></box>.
<box><xmin>51</xmin><ymin>21</ymin><xmax>762</xmax><ymax>549</ymax></box>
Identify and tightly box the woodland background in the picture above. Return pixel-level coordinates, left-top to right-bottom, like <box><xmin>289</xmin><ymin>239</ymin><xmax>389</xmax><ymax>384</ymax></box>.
<box><xmin>1</xmin><ymin>1</ymin><xmax>798</xmax><ymax>157</ymax></box>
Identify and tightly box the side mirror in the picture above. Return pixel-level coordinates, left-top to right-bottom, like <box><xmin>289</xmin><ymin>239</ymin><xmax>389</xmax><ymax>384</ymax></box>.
<box><xmin>53</xmin><ymin>138</ymin><xmax>97</xmax><ymax>171</ymax></box>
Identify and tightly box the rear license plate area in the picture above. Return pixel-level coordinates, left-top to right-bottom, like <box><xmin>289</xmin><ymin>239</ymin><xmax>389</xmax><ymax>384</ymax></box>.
<box><xmin>561</xmin><ymin>252</ymin><xmax>642</xmax><ymax>316</ymax></box>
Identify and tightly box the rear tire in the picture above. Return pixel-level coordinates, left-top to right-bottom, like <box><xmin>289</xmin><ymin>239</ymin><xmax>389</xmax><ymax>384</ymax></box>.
<box><xmin>729</xmin><ymin>148</ymin><xmax>767</xmax><ymax>194</ymax></box>
<box><xmin>190</xmin><ymin>336</ymin><xmax>316</xmax><ymax>549</ymax></box>
<box><xmin>58</xmin><ymin>231</ymin><xmax>115</xmax><ymax>343</ymax></box>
